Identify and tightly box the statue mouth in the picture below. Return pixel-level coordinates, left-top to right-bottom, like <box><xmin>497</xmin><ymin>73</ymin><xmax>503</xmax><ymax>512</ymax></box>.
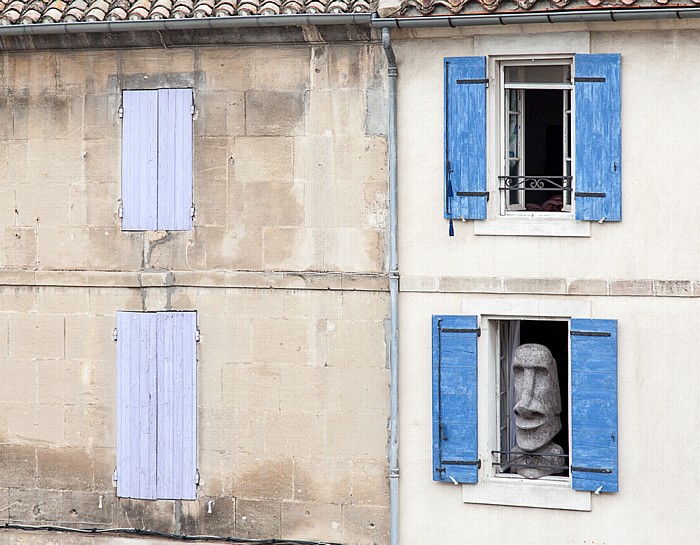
<box><xmin>515</xmin><ymin>414</ymin><xmax>549</xmax><ymax>430</ymax></box>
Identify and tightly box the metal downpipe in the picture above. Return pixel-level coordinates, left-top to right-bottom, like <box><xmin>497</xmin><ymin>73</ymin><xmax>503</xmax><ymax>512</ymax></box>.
<box><xmin>382</xmin><ymin>25</ymin><xmax>399</xmax><ymax>545</ymax></box>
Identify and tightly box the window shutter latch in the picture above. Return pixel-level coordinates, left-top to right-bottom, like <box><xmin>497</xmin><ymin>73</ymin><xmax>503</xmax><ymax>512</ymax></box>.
<box><xmin>112</xmin><ymin>328</ymin><xmax>118</xmax><ymax>341</ymax></box>
<box><xmin>118</xmin><ymin>106</ymin><xmax>124</xmax><ymax>119</ymax></box>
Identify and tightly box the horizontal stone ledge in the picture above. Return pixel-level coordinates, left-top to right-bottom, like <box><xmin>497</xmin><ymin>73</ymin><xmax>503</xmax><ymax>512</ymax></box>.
<box><xmin>400</xmin><ymin>275</ymin><xmax>700</xmax><ymax>298</ymax></box>
<box><xmin>0</xmin><ymin>270</ymin><xmax>389</xmax><ymax>292</ymax></box>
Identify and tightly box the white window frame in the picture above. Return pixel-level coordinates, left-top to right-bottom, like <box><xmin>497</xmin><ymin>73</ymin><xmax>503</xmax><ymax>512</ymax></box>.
<box><xmin>475</xmin><ymin>54</ymin><xmax>590</xmax><ymax>238</ymax></box>
<box><xmin>461</xmin><ymin>298</ymin><xmax>592</xmax><ymax>511</ymax></box>
<box><xmin>499</xmin><ymin>59</ymin><xmax>574</xmax><ymax>216</ymax></box>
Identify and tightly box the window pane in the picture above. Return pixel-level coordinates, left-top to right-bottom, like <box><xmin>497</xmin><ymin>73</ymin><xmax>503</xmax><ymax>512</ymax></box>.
<box><xmin>505</xmin><ymin>65</ymin><xmax>570</xmax><ymax>85</ymax></box>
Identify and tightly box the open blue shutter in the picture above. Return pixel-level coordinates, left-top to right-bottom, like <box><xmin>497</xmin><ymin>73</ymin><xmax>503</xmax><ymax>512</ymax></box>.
<box><xmin>432</xmin><ymin>315</ymin><xmax>479</xmax><ymax>483</ymax></box>
<box><xmin>122</xmin><ymin>90</ymin><xmax>159</xmax><ymax>231</ymax></box>
<box><xmin>157</xmin><ymin>89</ymin><xmax>193</xmax><ymax>231</ymax></box>
<box><xmin>444</xmin><ymin>57</ymin><xmax>487</xmax><ymax>220</ymax></box>
<box><xmin>574</xmin><ymin>54</ymin><xmax>621</xmax><ymax>222</ymax></box>
<box><xmin>116</xmin><ymin>312</ymin><xmax>158</xmax><ymax>499</ymax></box>
<box><xmin>156</xmin><ymin>312</ymin><xmax>197</xmax><ymax>500</ymax></box>
<box><xmin>570</xmin><ymin>319</ymin><xmax>618</xmax><ymax>493</ymax></box>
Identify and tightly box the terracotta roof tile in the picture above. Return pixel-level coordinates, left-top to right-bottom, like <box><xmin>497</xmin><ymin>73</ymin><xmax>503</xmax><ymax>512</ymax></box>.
<box><xmin>395</xmin><ymin>0</ymin><xmax>700</xmax><ymax>14</ymax></box>
<box><xmin>0</xmin><ymin>0</ymin><xmax>373</xmax><ymax>21</ymax></box>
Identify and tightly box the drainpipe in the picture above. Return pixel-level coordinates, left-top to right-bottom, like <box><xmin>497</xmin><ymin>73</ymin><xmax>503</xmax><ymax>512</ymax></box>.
<box><xmin>382</xmin><ymin>25</ymin><xmax>400</xmax><ymax>545</ymax></box>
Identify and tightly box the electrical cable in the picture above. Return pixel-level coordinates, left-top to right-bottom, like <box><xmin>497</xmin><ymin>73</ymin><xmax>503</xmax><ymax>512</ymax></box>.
<box><xmin>2</xmin><ymin>523</ymin><xmax>344</xmax><ymax>545</ymax></box>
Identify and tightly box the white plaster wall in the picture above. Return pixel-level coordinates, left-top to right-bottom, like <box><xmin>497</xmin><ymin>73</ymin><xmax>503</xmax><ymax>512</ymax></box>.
<box><xmin>399</xmin><ymin>291</ymin><xmax>700</xmax><ymax>545</ymax></box>
<box><xmin>395</xmin><ymin>22</ymin><xmax>700</xmax><ymax>281</ymax></box>
<box><xmin>395</xmin><ymin>20</ymin><xmax>700</xmax><ymax>544</ymax></box>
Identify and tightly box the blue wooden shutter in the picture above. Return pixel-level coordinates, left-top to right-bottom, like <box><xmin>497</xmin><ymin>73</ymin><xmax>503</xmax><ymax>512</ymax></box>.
<box><xmin>574</xmin><ymin>54</ymin><xmax>622</xmax><ymax>222</ymax></box>
<box><xmin>444</xmin><ymin>57</ymin><xmax>488</xmax><ymax>221</ymax></box>
<box><xmin>157</xmin><ymin>89</ymin><xmax>193</xmax><ymax>231</ymax></box>
<box><xmin>570</xmin><ymin>319</ymin><xmax>618</xmax><ymax>493</ymax></box>
<box><xmin>432</xmin><ymin>315</ymin><xmax>479</xmax><ymax>483</ymax></box>
<box><xmin>122</xmin><ymin>90</ymin><xmax>159</xmax><ymax>231</ymax></box>
<box><xmin>116</xmin><ymin>312</ymin><xmax>158</xmax><ymax>499</ymax></box>
<box><xmin>156</xmin><ymin>312</ymin><xmax>197</xmax><ymax>500</ymax></box>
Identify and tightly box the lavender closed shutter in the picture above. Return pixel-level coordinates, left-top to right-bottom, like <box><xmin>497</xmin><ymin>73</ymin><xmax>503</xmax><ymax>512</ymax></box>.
<box><xmin>156</xmin><ymin>311</ymin><xmax>197</xmax><ymax>500</ymax></box>
<box><xmin>116</xmin><ymin>312</ymin><xmax>158</xmax><ymax>499</ymax></box>
<box><xmin>157</xmin><ymin>89</ymin><xmax>193</xmax><ymax>231</ymax></box>
<box><xmin>121</xmin><ymin>90</ymin><xmax>159</xmax><ymax>231</ymax></box>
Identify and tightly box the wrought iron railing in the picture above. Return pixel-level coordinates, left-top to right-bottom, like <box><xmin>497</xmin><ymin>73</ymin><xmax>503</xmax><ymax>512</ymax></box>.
<box><xmin>498</xmin><ymin>175</ymin><xmax>573</xmax><ymax>193</ymax></box>
<box><xmin>491</xmin><ymin>449</ymin><xmax>569</xmax><ymax>473</ymax></box>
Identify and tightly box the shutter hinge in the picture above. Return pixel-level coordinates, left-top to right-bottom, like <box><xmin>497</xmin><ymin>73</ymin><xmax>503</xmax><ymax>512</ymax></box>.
<box><xmin>191</xmin><ymin>205</ymin><xmax>196</xmax><ymax>220</ymax></box>
<box><xmin>191</xmin><ymin>104</ymin><xmax>195</xmax><ymax>116</ymax></box>
<box><xmin>112</xmin><ymin>468</ymin><xmax>118</xmax><ymax>483</ymax></box>
<box><xmin>118</xmin><ymin>106</ymin><xmax>124</xmax><ymax>119</ymax></box>
<box><xmin>442</xmin><ymin>327</ymin><xmax>481</xmax><ymax>337</ymax></box>
<box><xmin>195</xmin><ymin>327</ymin><xmax>201</xmax><ymax>342</ymax></box>
<box><xmin>112</xmin><ymin>328</ymin><xmax>118</xmax><ymax>341</ymax></box>
<box><xmin>570</xmin><ymin>330</ymin><xmax>611</xmax><ymax>337</ymax></box>
<box><xmin>196</xmin><ymin>469</ymin><xmax>200</xmax><ymax>485</ymax></box>
<box><xmin>456</xmin><ymin>78</ymin><xmax>489</xmax><ymax>87</ymax></box>
<box><xmin>457</xmin><ymin>191</ymin><xmax>489</xmax><ymax>201</ymax></box>
<box><xmin>118</xmin><ymin>205</ymin><xmax>123</xmax><ymax>219</ymax></box>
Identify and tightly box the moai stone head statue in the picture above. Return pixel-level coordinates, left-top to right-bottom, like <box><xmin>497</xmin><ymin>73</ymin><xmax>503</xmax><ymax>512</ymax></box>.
<box><xmin>511</xmin><ymin>343</ymin><xmax>565</xmax><ymax>478</ymax></box>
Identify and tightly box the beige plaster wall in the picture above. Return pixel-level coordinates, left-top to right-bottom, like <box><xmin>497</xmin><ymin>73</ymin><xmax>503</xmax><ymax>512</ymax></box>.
<box><xmin>0</xmin><ymin>41</ymin><xmax>390</xmax><ymax>545</ymax></box>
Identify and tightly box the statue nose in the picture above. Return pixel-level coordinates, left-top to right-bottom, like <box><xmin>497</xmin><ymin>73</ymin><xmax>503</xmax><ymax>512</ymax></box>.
<box><xmin>514</xmin><ymin>368</ymin><xmax>537</xmax><ymax>415</ymax></box>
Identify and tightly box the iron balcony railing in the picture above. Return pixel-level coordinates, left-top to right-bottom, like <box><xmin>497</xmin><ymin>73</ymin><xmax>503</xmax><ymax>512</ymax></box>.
<box><xmin>498</xmin><ymin>175</ymin><xmax>573</xmax><ymax>193</ymax></box>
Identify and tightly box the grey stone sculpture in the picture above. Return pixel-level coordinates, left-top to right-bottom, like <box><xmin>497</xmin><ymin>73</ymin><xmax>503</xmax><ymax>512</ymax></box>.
<box><xmin>510</xmin><ymin>343</ymin><xmax>567</xmax><ymax>479</ymax></box>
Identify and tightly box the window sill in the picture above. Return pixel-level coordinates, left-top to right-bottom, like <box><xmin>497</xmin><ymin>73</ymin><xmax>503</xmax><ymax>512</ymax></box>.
<box><xmin>473</xmin><ymin>215</ymin><xmax>591</xmax><ymax>237</ymax></box>
<box><xmin>462</xmin><ymin>477</ymin><xmax>591</xmax><ymax>511</ymax></box>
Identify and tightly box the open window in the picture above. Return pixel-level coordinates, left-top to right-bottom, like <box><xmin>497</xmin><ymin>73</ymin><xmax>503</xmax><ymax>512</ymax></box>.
<box><xmin>494</xmin><ymin>319</ymin><xmax>569</xmax><ymax>479</ymax></box>
<box><xmin>432</xmin><ymin>314</ymin><xmax>618</xmax><ymax>509</ymax></box>
<box><xmin>500</xmin><ymin>62</ymin><xmax>573</xmax><ymax>215</ymax></box>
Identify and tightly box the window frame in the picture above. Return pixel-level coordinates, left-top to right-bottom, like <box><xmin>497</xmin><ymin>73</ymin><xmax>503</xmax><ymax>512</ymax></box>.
<box><xmin>498</xmin><ymin>58</ymin><xmax>575</xmax><ymax>216</ymax></box>
<box><xmin>460</xmin><ymin>298</ymin><xmax>593</xmax><ymax>510</ymax></box>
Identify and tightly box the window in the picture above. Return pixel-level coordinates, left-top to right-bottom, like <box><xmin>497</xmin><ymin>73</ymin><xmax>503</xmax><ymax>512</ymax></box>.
<box><xmin>116</xmin><ymin>311</ymin><xmax>197</xmax><ymax>500</ymax></box>
<box><xmin>444</xmin><ymin>54</ymin><xmax>621</xmax><ymax>226</ymax></box>
<box><xmin>501</xmin><ymin>62</ymin><xmax>572</xmax><ymax>214</ymax></box>
<box><xmin>432</xmin><ymin>314</ymin><xmax>618</xmax><ymax>508</ymax></box>
<box><xmin>121</xmin><ymin>89</ymin><xmax>194</xmax><ymax>231</ymax></box>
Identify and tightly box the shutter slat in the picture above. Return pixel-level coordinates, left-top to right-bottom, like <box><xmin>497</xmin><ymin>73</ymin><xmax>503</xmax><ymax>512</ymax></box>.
<box><xmin>574</xmin><ymin>54</ymin><xmax>622</xmax><ymax>222</ymax></box>
<box><xmin>116</xmin><ymin>312</ymin><xmax>158</xmax><ymax>499</ymax></box>
<box><xmin>432</xmin><ymin>315</ymin><xmax>479</xmax><ymax>484</ymax></box>
<box><xmin>570</xmin><ymin>318</ymin><xmax>618</xmax><ymax>492</ymax></box>
<box><xmin>444</xmin><ymin>57</ymin><xmax>487</xmax><ymax>221</ymax></box>
<box><xmin>157</xmin><ymin>89</ymin><xmax>193</xmax><ymax>231</ymax></box>
<box><xmin>156</xmin><ymin>312</ymin><xmax>197</xmax><ymax>500</ymax></box>
<box><xmin>122</xmin><ymin>91</ymin><xmax>159</xmax><ymax>231</ymax></box>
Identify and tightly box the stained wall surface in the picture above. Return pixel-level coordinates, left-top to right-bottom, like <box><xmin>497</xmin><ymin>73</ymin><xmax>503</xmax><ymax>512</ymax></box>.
<box><xmin>0</xmin><ymin>42</ymin><xmax>390</xmax><ymax>545</ymax></box>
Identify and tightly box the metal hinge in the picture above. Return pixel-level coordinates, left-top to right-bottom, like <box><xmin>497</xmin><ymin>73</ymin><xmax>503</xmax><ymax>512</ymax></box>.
<box><xmin>113</xmin><ymin>468</ymin><xmax>118</xmax><ymax>482</ymax></box>
<box><xmin>118</xmin><ymin>205</ymin><xmax>123</xmax><ymax>219</ymax></box>
<box><xmin>442</xmin><ymin>327</ymin><xmax>481</xmax><ymax>337</ymax></box>
<box><xmin>118</xmin><ymin>106</ymin><xmax>124</xmax><ymax>119</ymax></box>
<box><xmin>196</xmin><ymin>469</ymin><xmax>200</xmax><ymax>485</ymax></box>
<box><xmin>456</xmin><ymin>78</ymin><xmax>489</xmax><ymax>87</ymax></box>
<box><xmin>191</xmin><ymin>104</ymin><xmax>195</xmax><ymax>116</ymax></box>
<box><xmin>457</xmin><ymin>191</ymin><xmax>489</xmax><ymax>201</ymax></box>
<box><xmin>570</xmin><ymin>330</ymin><xmax>611</xmax><ymax>337</ymax></box>
<box><xmin>112</xmin><ymin>328</ymin><xmax>118</xmax><ymax>341</ymax></box>
<box><xmin>191</xmin><ymin>205</ymin><xmax>196</xmax><ymax>220</ymax></box>
<box><xmin>195</xmin><ymin>327</ymin><xmax>201</xmax><ymax>342</ymax></box>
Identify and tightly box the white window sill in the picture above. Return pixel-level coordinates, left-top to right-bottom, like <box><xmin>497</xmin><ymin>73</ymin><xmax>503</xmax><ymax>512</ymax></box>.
<box><xmin>474</xmin><ymin>215</ymin><xmax>591</xmax><ymax>238</ymax></box>
<box><xmin>462</xmin><ymin>477</ymin><xmax>591</xmax><ymax>511</ymax></box>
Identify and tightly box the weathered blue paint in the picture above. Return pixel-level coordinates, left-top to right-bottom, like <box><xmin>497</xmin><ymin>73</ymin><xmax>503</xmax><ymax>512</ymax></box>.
<box><xmin>444</xmin><ymin>57</ymin><xmax>487</xmax><ymax>220</ymax></box>
<box><xmin>116</xmin><ymin>312</ymin><xmax>158</xmax><ymax>499</ymax></box>
<box><xmin>432</xmin><ymin>315</ymin><xmax>479</xmax><ymax>484</ymax></box>
<box><xmin>570</xmin><ymin>319</ymin><xmax>618</xmax><ymax>492</ymax></box>
<box><xmin>156</xmin><ymin>312</ymin><xmax>197</xmax><ymax>500</ymax></box>
<box><xmin>575</xmin><ymin>54</ymin><xmax>622</xmax><ymax>222</ymax></box>
<box><xmin>121</xmin><ymin>91</ymin><xmax>159</xmax><ymax>231</ymax></box>
<box><xmin>157</xmin><ymin>89</ymin><xmax>193</xmax><ymax>231</ymax></box>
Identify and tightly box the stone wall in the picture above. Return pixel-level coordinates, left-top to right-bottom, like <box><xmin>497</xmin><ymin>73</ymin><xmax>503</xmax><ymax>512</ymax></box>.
<box><xmin>0</xmin><ymin>40</ymin><xmax>390</xmax><ymax>545</ymax></box>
